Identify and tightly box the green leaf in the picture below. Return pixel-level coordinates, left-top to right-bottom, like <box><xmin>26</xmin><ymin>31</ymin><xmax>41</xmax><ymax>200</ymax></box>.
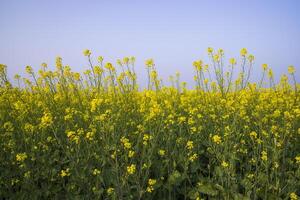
<box><xmin>188</xmin><ymin>188</ymin><xmax>199</xmax><ymax>199</ymax></box>
<box><xmin>197</xmin><ymin>183</ymin><xmax>218</xmax><ymax>196</ymax></box>
<box><xmin>214</xmin><ymin>184</ymin><xmax>224</xmax><ymax>192</ymax></box>
<box><xmin>233</xmin><ymin>193</ymin><xmax>251</xmax><ymax>200</ymax></box>
<box><xmin>168</xmin><ymin>170</ymin><xmax>183</xmax><ymax>186</ymax></box>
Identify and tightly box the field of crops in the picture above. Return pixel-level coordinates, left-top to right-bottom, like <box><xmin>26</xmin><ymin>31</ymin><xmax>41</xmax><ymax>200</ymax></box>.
<box><xmin>0</xmin><ymin>48</ymin><xmax>299</xmax><ymax>199</ymax></box>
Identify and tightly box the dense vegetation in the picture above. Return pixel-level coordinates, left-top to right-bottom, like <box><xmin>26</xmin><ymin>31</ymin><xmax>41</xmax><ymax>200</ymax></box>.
<box><xmin>0</xmin><ymin>48</ymin><xmax>299</xmax><ymax>199</ymax></box>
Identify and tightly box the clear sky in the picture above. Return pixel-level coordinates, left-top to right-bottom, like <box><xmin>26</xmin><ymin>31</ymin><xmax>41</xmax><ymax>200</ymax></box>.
<box><xmin>0</xmin><ymin>0</ymin><xmax>299</xmax><ymax>87</ymax></box>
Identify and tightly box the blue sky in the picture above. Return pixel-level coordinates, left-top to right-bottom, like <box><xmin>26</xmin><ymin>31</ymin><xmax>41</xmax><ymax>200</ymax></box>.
<box><xmin>0</xmin><ymin>0</ymin><xmax>299</xmax><ymax>87</ymax></box>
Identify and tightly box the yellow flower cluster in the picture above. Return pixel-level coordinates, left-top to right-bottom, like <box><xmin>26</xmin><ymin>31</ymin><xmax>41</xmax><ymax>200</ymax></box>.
<box><xmin>146</xmin><ymin>179</ymin><xmax>157</xmax><ymax>193</ymax></box>
<box><xmin>107</xmin><ymin>187</ymin><xmax>114</xmax><ymax>195</ymax></box>
<box><xmin>221</xmin><ymin>161</ymin><xmax>229</xmax><ymax>168</ymax></box>
<box><xmin>128</xmin><ymin>150</ymin><xmax>135</xmax><ymax>158</ymax></box>
<box><xmin>261</xmin><ymin>151</ymin><xmax>268</xmax><ymax>161</ymax></box>
<box><xmin>186</xmin><ymin>140</ymin><xmax>194</xmax><ymax>150</ymax></box>
<box><xmin>143</xmin><ymin>134</ymin><xmax>152</xmax><ymax>145</ymax></box>
<box><xmin>60</xmin><ymin>168</ymin><xmax>70</xmax><ymax>177</ymax></box>
<box><xmin>66</xmin><ymin>131</ymin><xmax>80</xmax><ymax>144</ymax></box>
<box><xmin>92</xmin><ymin>169</ymin><xmax>101</xmax><ymax>176</ymax></box>
<box><xmin>16</xmin><ymin>153</ymin><xmax>28</xmax><ymax>162</ymax></box>
<box><xmin>290</xmin><ymin>192</ymin><xmax>298</xmax><ymax>200</ymax></box>
<box><xmin>188</xmin><ymin>153</ymin><xmax>198</xmax><ymax>162</ymax></box>
<box><xmin>212</xmin><ymin>135</ymin><xmax>222</xmax><ymax>144</ymax></box>
<box><xmin>249</xmin><ymin>131</ymin><xmax>257</xmax><ymax>139</ymax></box>
<box><xmin>83</xmin><ymin>49</ymin><xmax>91</xmax><ymax>56</ymax></box>
<box><xmin>40</xmin><ymin>112</ymin><xmax>53</xmax><ymax>128</ymax></box>
<box><xmin>158</xmin><ymin>149</ymin><xmax>165</xmax><ymax>156</ymax></box>
<box><xmin>127</xmin><ymin>164</ymin><xmax>136</xmax><ymax>175</ymax></box>
<box><xmin>145</xmin><ymin>59</ymin><xmax>154</xmax><ymax>67</ymax></box>
<box><xmin>0</xmin><ymin>48</ymin><xmax>299</xmax><ymax>199</ymax></box>
<box><xmin>120</xmin><ymin>136</ymin><xmax>132</xmax><ymax>149</ymax></box>
<box><xmin>295</xmin><ymin>156</ymin><xmax>300</xmax><ymax>164</ymax></box>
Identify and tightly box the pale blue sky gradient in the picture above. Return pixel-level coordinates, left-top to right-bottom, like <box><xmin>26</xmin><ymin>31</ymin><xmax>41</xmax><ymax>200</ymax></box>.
<box><xmin>0</xmin><ymin>0</ymin><xmax>299</xmax><ymax>86</ymax></box>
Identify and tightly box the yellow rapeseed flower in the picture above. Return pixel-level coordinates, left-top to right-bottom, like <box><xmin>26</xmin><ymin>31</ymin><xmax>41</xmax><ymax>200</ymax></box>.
<box><xmin>98</xmin><ymin>56</ymin><xmax>104</xmax><ymax>63</ymax></box>
<box><xmin>123</xmin><ymin>57</ymin><xmax>130</xmax><ymax>65</ymax></box>
<box><xmin>288</xmin><ymin>65</ymin><xmax>295</xmax><ymax>74</ymax></box>
<box><xmin>218</xmin><ymin>48</ymin><xmax>224</xmax><ymax>55</ymax></box>
<box><xmin>290</xmin><ymin>192</ymin><xmax>298</xmax><ymax>200</ymax></box>
<box><xmin>145</xmin><ymin>59</ymin><xmax>154</xmax><ymax>67</ymax></box>
<box><xmin>146</xmin><ymin>179</ymin><xmax>157</xmax><ymax>193</ymax></box>
<box><xmin>207</xmin><ymin>47</ymin><xmax>213</xmax><ymax>54</ymax></box>
<box><xmin>213</xmin><ymin>54</ymin><xmax>220</xmax><ymax>62</ymax></box>
<box><xmin>268</xmin><ymin>69</ymin><xmax>273</xmax><ymax>78</ymax></box>
<box><xmin>41</xmin><ymin>62</ymin><xmax>47</xmax><ymax>68</ymax></box>
<box><xmin>212</xmin><ymin>135</ymin><xmax>222</xmax><ymax>144</ymax></box>
<box><xmin>295</xmin><ymin>156</ymin><xmax>300</xmax><ymax>164</ymax></box>
<box><xmin>248</xmin><ymin>54</ymin><xmax>254</xmax><ymax>62</ymax></box>
<box><xmin>130</xmin><ymin>56</ymin><xmax>135</xmax><ymax>64</ymax></box>
<box><xmin>127</xmin><ymin>164</ymin><xmax>136</xmax><ymax>175</ymax></box>
<box><xmin>148</xmin><ymin>178</ymin><xmax>157</xmax><ymax>186</ymax></box>
<box><xmin>107</xmin><ymin>187</ymin><xmax>114</xmax><ymax>195</ymax></box>
<box><xmin>221</xmin><ymin>161</ymin><xmax>229</xmax><ymax>168</ymax></box>
<box><xmin>262</xmin><ymin>64</ymin><xmax>268</xmax><ymax>70</ymax></box>
<box><xmin>40</xmin><ymin>112</ymin><xmax>53</xmax><ymax>128</ymax></box>
<box><xmin>143</xmin><ymin>134</ymin><xmax>152</xmax><ymax>145</ymax></box>
<box><xmin>120</xmin><ymin>136</ymin><xmax>132</xmax><ymax>149</ymax></box>
<box><xmin>16</xmin><ymin>153</ymin><xmax>28</xmax><ymax>162</ymax></box>
<box><xmin>204</xmin><ymin>78</ymin><xmax>209</xmax><ymax>85</ymax></box>
<box><xmin>193</xmin><ymin>60</ymin><xmax>203</xmax><ymax>71</ymax></box>
<box><xmin>104</xmin><ymin>62</ymin><xmax>115</xmax><ymax>71</ymax></box>
<box><xmin>128</xmin><ymin>150</ymin><xmax>135</xmax><ymax>158</ymax></box>
<box><xmin>189</xmin><ymin>153</ymin><xmax>198</xmax><ymax>162</ymax></box>
<box><xmin>83</xmin><ymin>49</ymin><xmax>91</xmax><ymax>56</ymax></box>
<box><xmin>92</xmin><ymin>169</ymin><xmax>101</xmax><ymax>176</ymax></box>
<box><xmin>261</xmin><ymin>151</ymin><xmax>268</xmax><ymax>161</ymax></box>
<box><xmin>146</xmin><ymin>186</ymin><xmax>154</xmax><ymax>193</ymax></box>
<box><xmin>25</xmin><ymin>66</ymin><xmax>33</xmax><ymax>74</ymax></box>
<box><xmin>229</xmin><ymin>58</ymin><xmax>236</xmax><ymax>65</ymax></box>
<box><xmin>158</xmin><ymin>149</ymin><xmax>165</xmax><ymax>156</ymax></box>
<box><xmin>186</xmin><ymin>140</ymin><xmax>194</xmax><ymax>150</ymax></box>
<box><xmin>249</xmin><ymin>131</ymin><xmax>257</xmax><ymax>139</ymax></box>
<box><xmin>60</xmin><ymin>168</ymin><xmax>70</xmax><ymax>177</ymax></box>
<box><xmin>240</xmin><ymin>48</ymin><xmax>248</xmax><ymax>56</ymax></box>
